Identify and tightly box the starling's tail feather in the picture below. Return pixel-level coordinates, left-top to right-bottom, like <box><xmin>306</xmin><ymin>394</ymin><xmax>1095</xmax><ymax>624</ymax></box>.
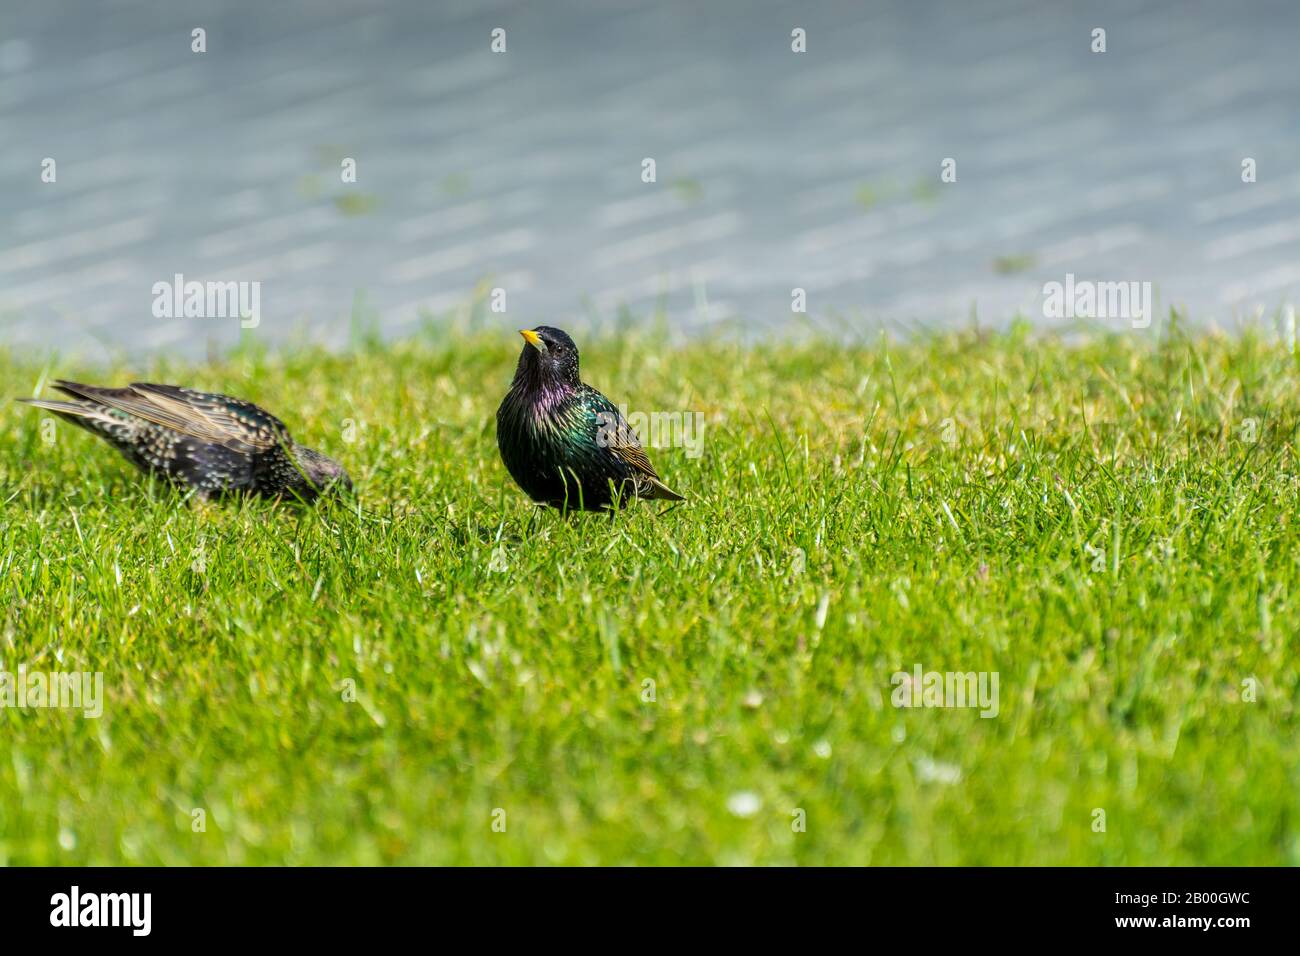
<box><xmin>50</xmin><ymin>379</ymin><xmax>119</xmax><ymax>401</ymax></box>
<box><xmin>17</xmin><ymin>396</ymin><xmax>89</xmax><ymax>415</ymax></box>
<box><xmin>15</xmin><ymin>397</ymin><xmax>121</xmax><ymax>435</ymax></box>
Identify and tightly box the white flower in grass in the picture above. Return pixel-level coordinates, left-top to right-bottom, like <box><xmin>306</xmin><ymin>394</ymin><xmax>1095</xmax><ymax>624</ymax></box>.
<box><xmin>727</xmin><ymin>791</ymin><xmax>762</xmax><ymax>818</ymax></box>
<box><xmin>915</xmin><ymin>756</ymin><xmax>961</xmax><ymax>785</ymax></box>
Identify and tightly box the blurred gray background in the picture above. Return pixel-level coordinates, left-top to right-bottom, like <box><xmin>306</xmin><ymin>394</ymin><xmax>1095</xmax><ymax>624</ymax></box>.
<box><xmin>1</xmin><ymin>0</ymin><xmax>1298</xmax><ymax>359</ymax></box>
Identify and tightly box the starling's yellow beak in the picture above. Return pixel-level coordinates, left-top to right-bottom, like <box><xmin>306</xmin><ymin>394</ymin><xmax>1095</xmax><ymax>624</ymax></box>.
<box><xmin>519</xmin><ymin>329</ymin><xmax>544</xmax><ymax>350</ymax></box>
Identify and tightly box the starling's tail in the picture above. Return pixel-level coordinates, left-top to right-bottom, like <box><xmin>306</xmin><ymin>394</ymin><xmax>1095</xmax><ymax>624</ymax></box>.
<box><xmin>15</xmin><ymin>397</ymin><xmax>120</xmax><ymax>437</ymax></box>
<box><xmin>17</xmin><ymin>396</ymin><xmax>87</xmax><ymax>415</ymax></box>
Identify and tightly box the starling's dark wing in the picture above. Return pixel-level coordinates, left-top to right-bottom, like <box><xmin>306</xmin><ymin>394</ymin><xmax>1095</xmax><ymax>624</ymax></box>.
<box><xmin>52</xmin><ymin>381</ymin><xmax>291</xmax><ymax>453</ymax></box>
<box><xmin>580</xmin><ymin>385</ymin><xmax>685</xmax><ymax>502</ymax></box>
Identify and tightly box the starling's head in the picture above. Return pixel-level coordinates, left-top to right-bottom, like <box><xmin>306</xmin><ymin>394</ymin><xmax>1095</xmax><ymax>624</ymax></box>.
<box><xmin>516</xmin><ymin>326</ymin><xmax>580</xmax><ymax>387</ymax></box>
<box><xmin>290</xmin><ymin>445</ymin><xmax>354</xmax><ymax>501</ymax></box>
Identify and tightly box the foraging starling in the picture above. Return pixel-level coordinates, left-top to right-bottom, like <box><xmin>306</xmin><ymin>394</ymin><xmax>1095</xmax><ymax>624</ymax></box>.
<box><xmin>496</xmin><ymin>327</ymin><xmax>685</xmax><ymax>511</ymax></box>
<box><xmin>18</xmin><ymin>381</ymin><xmax>352</xmax><ymax>502</ymax></box>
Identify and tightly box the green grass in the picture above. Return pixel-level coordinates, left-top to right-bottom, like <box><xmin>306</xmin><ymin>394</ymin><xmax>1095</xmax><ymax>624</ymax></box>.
<box><xmin>1</xmin><ymin>319</ymin><xmax>1297</xmax><ymax>865</ymax></box>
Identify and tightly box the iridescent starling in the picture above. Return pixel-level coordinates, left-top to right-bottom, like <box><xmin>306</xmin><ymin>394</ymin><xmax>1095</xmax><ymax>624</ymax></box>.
<box><xmin>496</xmin><ymin>327</ymin><xmax>685</xmax><ymax>511</ymax></box>
<box><xmin>18</xmin><ymin>381</ymin><xmax>352</xmax><ymax>502</ymax></box>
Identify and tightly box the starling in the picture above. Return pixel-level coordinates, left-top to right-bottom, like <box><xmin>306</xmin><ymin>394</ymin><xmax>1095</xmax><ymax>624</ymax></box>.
<box><xmin>18</xmin><ymin>380</ymin><xmax>352</xmax><ymax>502</ymax></box>
<box><xmin>496</xmin><ymin>327</ymin><xmax>685</xmax><ymax>511</ymax></box>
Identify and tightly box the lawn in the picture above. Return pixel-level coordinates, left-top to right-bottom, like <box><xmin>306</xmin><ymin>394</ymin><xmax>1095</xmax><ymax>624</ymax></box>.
<box><xmin>0</xmin><ymin>317</ymin><xmax>1296</xmax><ymax>865</ymax></box>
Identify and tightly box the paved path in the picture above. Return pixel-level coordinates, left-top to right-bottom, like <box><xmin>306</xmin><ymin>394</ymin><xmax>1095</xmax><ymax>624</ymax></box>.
<box><xmin>1</xmin><ymin>0</ymin><xmax>1298</xmax><ymax>359</ymax></box>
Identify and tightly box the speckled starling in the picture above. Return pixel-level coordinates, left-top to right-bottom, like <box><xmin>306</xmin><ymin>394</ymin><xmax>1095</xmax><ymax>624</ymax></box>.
<box><xmin>19</xmin><ymin>381</ymin><xmax>352</xmax><ymax>502</ymax></box>
<box><xmin>496</xmin><ymin>327</ymin><xmax>685</xmax><ymax>511</ymax></box>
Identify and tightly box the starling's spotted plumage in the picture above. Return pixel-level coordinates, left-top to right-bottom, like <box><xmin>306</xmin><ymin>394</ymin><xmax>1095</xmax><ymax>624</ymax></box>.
<box><xmin>19</xmin><ymin>381</ymin><xmax>351</xmax><ymax>502</ymax></box>
<box><xmin>496</xmin><ymin>327</ymin><xmax>685</xmax><ymax>511</ymax></box>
